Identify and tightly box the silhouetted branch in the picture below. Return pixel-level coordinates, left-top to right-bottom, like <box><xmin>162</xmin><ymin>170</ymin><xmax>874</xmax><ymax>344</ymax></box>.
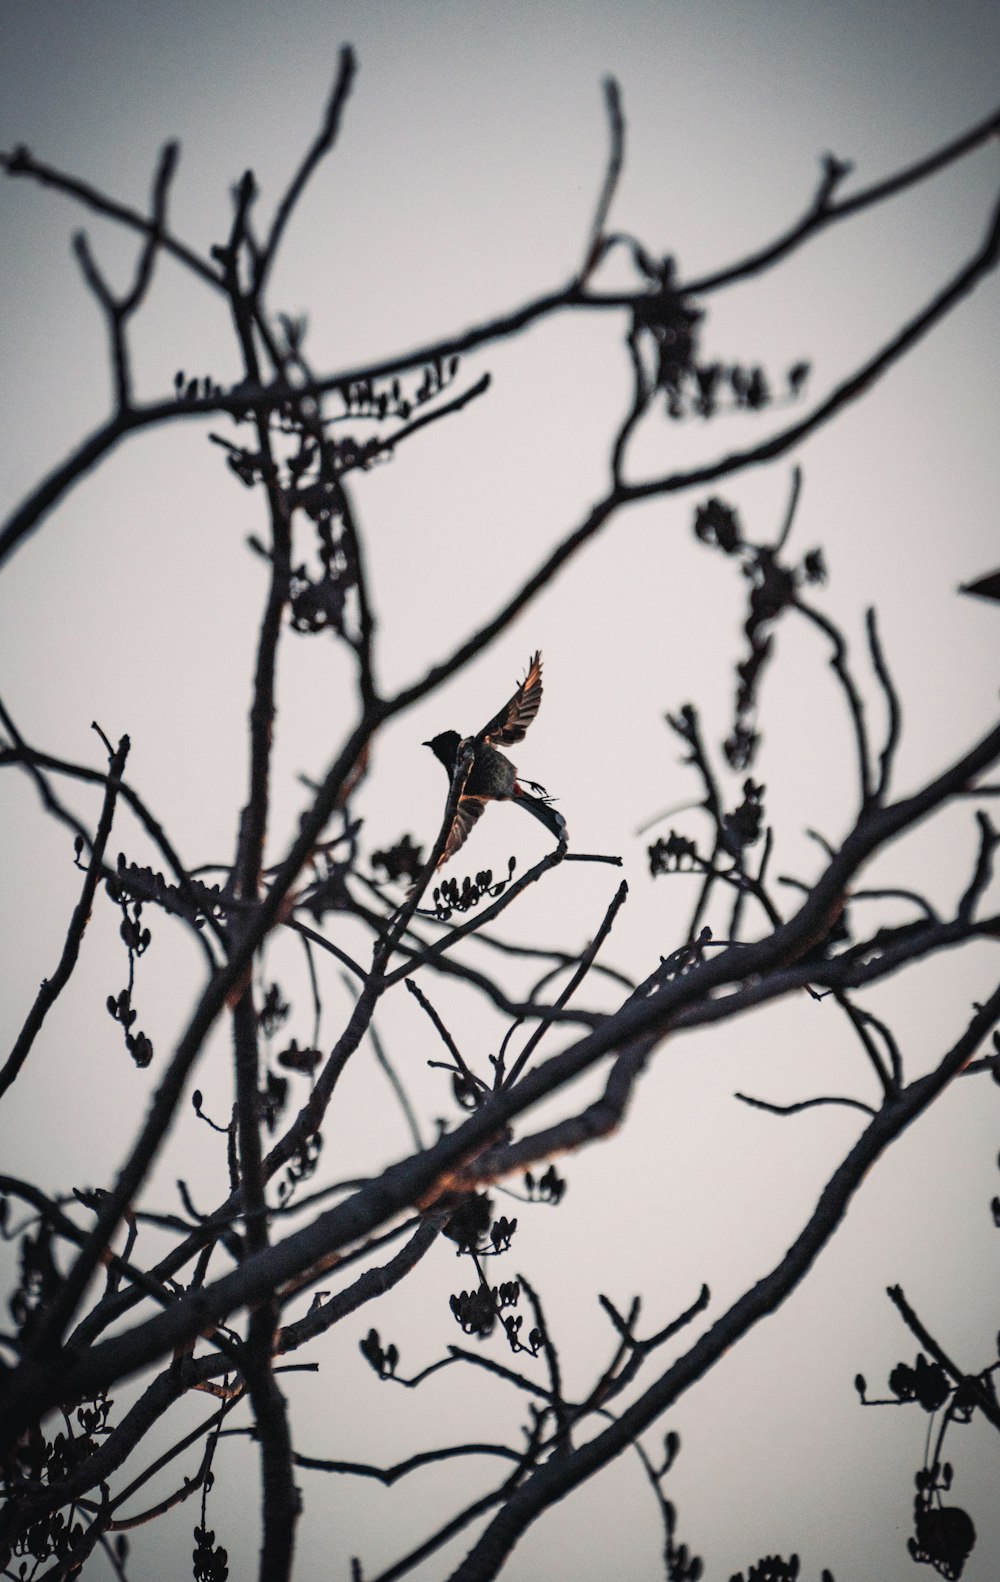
<box><xmin>503</xmin><ymin>879</ymin><xmax>628</xmax><ymax>1087</ymax></box>
<box><xmin>0</xmin><ymin>140</ymin><xmax>219</xmax><ymax>286</ymax></box>
<box><xmin>71</xmin><ymin>141</ymin><xmax>179</xmax><ymax>409</ymax></box>
<box><xmin>406</xmin><ymin>978</ymin><xmax>481</xmax><ymax>1093</ymax></box>
<box><xmin>443</xmin><ymin>985</ymin><xmax>1000</xmax><ymax>1581</ymax></box>
<box><xmin>369</xmin><ymin>1016</ymin><xmax>425</xmax><ymax>1152</ymax></box>
<box><xmin>0</xmin><ymin>733</ymin><xmax>128</xmax><ymax>1098</ymax></box>
<box><xmin>793</xmin><ymin>595</ymin><xmax>873</xmax><ymax>806</ymax></box>
<box><xmin>580</xmin><ymin>77</ymin><xmax>625</xmax><ymax>281</ymax></box>
<box><xmin>773</xmin><ymin>463</ymin><xmax>803</xmax><ymax>553</ymax></box>
<box><xmin>256</xmin><ymin>46</ymin><xmax>357</xmax><ymax>296</ymax></box>
<box><xmin>957</xmin><ymin>809</ymin><xmax>999</xmax><ymax>922</ymax></box>
<box><xmin>832</xmin><ymin>991</ymin><xmax>902</xmax><ymax>1092</ymax></box>
<box><xmin>734</xmin><ymin>1090</ymin><xmax>877</xmax><ymax>1118</ymax></box>
<box><xmin>383</xmin><ymin>838</ymin><xmax>569</xmax><ymax>988</ymax></box>
<box><xmin>0</xmin><ymin>726</ymin><xmax>224</xmax><ymax>953</ymax></box>
<box><xmin>295</xmin><ymin>1441</ymin><xmax>523</xmax><ymax>1481</ymax></box>
<box><xmin>275</xmin><ymin>1220</ymin><xmax>439</xmax><ymax>1352</ymax></box>
<box><xmin>886</xmin><ymin>1284</ymin><xmax>1000</xmax><ymax>1432</ymax></box>
<box><xmin>683</xmin><ymin>101</ymin><xmax>1000</xmax><ymax>296</ymax></box>
<box><xmin>4</xmin><ymin>55</ymin><xmax>999</xmax><ymax>1580</ymax></box>
<box><xmin>865</xmin><ymin>607</ymin><xmax>902</xmax><ymax>800</ymax></box>
<box><xmin>627</xmin><ymin>184</ymin><xmax>1000</xmax><ymax>500</ymax></box>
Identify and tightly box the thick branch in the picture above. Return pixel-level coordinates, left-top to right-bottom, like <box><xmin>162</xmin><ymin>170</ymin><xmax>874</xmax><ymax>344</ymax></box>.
<box><xmin>444</xmin><ymin>983</ymin><xmax>1000</xmax><ymax>1581</ymax></box>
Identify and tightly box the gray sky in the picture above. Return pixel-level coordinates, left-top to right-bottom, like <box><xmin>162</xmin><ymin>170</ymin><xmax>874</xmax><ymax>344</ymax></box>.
<box><xmin>1</xmin><ymin>3</ymin><xmax>999</xmax><ymax>1579</ymax></box>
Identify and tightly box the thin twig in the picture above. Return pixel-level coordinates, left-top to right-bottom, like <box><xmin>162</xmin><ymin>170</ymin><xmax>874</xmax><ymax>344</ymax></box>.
<box><xmin>866</xmin><ymin>607</ymin><xmax>902</xmax><ymax>801</ymax></box>
<box><xmin>683</xmin><ymin>102</ymin><xmax>1000</xmax><ymax>296</ymax></box>
<box><xmin>256</xmin><ymin>47</ymin><xmax>357</xmax><ymax>296</ymax></box>
<box><xmin>733</xmin><ymin>1089</ymin><xmax>877</xmax><ymax>1118</ymax></box>
<box><xmin>504</xmin><ymin>880</ymin><xmax>628</xmax><ymax>1087</ymax></box>
<box><xmin>580</xmin><ymin>78</ymin><xmax>625</xmax><ymax>281</ymax></box>
<box><xmin>0</xmin><ymin>734</ymin><xmax>129</xmax><ymax>1098</ymax></box>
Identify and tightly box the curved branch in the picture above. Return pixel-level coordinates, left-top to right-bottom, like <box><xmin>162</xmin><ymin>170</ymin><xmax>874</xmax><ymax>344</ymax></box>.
<box><xmin>683</xmin><ymin>101</ymin><xmax>1000</xmax><ymax>296</ymax></box>
<box><xmin>444</xmin><ymin>984</ymin><xmax>1000</xmax><ymax>1581</ymax></box>
<box><xmin>256</xmin><ymin>46</ymin><xmax>357</xmax><ymax>296</ymax></box>
<box><xmin>4</xmin><ymin>716</ymin><xmax>999</xmax><ymax>1441</ymax></box>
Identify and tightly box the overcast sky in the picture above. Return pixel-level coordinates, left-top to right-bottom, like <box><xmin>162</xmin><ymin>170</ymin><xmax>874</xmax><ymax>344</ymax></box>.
<box><xmin>1</xmin><ymin>3</ymin><xmax>999</xmax><ymax>1579</ymax></box>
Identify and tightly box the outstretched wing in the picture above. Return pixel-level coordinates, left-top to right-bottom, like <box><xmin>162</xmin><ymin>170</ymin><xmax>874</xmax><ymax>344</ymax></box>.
<box><xmin>480</xmin><ymin>652</ymin><xmax>543</xmax><ymax>747</ymax></box>
<box><xmin>438</xmin><ymin>796</ymin><xmax>488</xmax><ymax>866</ymax></box>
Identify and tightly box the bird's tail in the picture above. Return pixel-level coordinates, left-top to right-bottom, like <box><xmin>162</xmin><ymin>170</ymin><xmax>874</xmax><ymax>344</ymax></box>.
<box><xmin>514</xmin><ymin>782</ymin><xmax>567</xmax><ymax>842</ymax></box>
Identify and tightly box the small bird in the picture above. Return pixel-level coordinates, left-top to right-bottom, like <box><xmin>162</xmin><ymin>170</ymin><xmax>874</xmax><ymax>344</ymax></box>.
<box><xmin>424</xmin><ymin>651</ymin><xmax>566</xmax><ymax>867</ymax></box>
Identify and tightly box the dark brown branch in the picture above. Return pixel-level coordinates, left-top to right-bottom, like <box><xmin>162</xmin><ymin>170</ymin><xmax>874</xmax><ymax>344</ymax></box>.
<box><xmin>108</xmin><ymin>1396</ymin><xmax>239</xmax><ymax>1523</ymax></box>
<box><xmin>17</xmin><ymin>707</ymin><xmax>378</xmax><ymax>1360</ymax></box>
<box><xmin>107</xmin><ymin>1431</ymin><xmax>215</xmax><ymax>1529</ymax></box>
<box><xmin>0</xmin><ymin>1352</ymin><xmax>237</xmax><ymax>1553</ymax></box>
<box><xmin>364</xmin><ymin>370</ymin><xmax>492</xmax><ymax>467</ymax></box>
<box><xmin>584</xmin><ymin>1285</ymin><xmax>711</xmax><ymax>1419</ymax></box>
<box><xmin>336</xmin><ymin>479</ymin><xmax>379</xmax><ymax>710</ymax></box>
<box><xmin>301</xmin><ymin>898</ymin><xmax>602</xmax><ymax>1025</ymax></box>
<box><xmin>4</xmin><ymin>109</ymin><xmax>996</xmax><ymax>594</ymax></box>
<box><xmin>0</xmin><ymin>1175</ymin><xmax>182</xmax><ymax>1318</ymax></box>
<box><xmin>283</xmin><ymin>915</ymin><xmax>366</xmax><ymax>980</ymax></box>
<box><xmin>831</xmin><ymin>989</ymin><xmax>897</xmax><ymax>1095</ymax></box>
<box><xmin>957</xmin><ymin>809</ymin><xmax>998</xmax><ymax>923</ymax></box>
<box><xmin>610</xmin><ymin>322</ymin><xmax>652</xmax><ymax>491</ymax></box>
<box><xmin>0</xmin><ymin>698</ymin><xmax>95</xmax><ymax>852</ymax></box>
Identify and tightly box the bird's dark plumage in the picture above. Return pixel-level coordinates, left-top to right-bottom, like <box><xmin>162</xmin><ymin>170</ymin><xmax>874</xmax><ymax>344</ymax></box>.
<box><xmin>424</xmin><ymin>652</ymin><xmax>565</xmax><ymax>866</ymax></box>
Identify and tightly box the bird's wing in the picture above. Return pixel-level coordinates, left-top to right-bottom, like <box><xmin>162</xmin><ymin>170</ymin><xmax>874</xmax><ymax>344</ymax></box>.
<box><xmin>439</xmin><ymin>796</ymin><xmax>488</xmax><ymax>866</ymax></box>
<box><xmin>480</xmin><ymin>651</ymin><xmax>543</xmax><ymax>747</ymax></box>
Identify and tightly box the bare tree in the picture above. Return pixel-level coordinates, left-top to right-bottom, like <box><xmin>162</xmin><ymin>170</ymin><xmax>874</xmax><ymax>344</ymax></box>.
<box><xmin>1</xmin><ymin>47</ymin><xmax>998</xmax><ymax>1582</ymax></box>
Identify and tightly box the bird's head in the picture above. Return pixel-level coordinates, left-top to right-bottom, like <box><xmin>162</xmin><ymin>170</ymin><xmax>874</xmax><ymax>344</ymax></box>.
<box><xmin>423</xmin><ymin>730</ymin><xmax>462</xmax><ymax>771</ymax></box>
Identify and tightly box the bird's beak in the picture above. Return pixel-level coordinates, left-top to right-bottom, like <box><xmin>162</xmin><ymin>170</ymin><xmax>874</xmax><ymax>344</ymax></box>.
<box><xmin>421</xmin><ymin>740</ymin><xmax>431</xmax><ymax>747</ymax></box>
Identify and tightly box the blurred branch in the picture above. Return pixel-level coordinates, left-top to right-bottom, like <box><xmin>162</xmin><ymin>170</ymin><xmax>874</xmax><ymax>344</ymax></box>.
<box><xmin>579</xmin><ymin>77</ymin><xmax>625</xmax><ymax>281</ymax></box>
<box><xmin>295</xmin><ymin>1440</ymin><xmax>523</xmax><ymax>1481</ymax></box>
<box><xmin>71</xmin><ymin>140</ymin><xmax>180</xmax><ymax>409</ymax></box>
<box><xmin>1</xmin><ymin>140</ymin><xmax>220</xmax><ymax>286</ymax></box>
<box><xmin>733</xmin><ymin>1090</ymin><xmax>877</xmax><ymax>1118</ymax></box>
<box><xmin>255</xmin><ymin>46</ymin><xmax>357</xmax><ymax>296</ymax></box>
<box><xmin>684</xmin><ymin>101</ymin><xmax>1000</xmax><ymax>295</ymax></box>
<box><xmin>866</xmin><ymin>607</ymin><xmax>902</xmax><ymax>800</ymax></box>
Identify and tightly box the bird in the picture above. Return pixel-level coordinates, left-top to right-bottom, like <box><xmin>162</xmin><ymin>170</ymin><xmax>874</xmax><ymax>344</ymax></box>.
<box><xmin>423</xmin><ymin>651</ymin><xmax>566</xmax><ymax>867</ymax></box>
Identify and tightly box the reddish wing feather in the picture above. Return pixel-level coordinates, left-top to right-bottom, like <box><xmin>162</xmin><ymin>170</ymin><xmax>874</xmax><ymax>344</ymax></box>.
<box><xmin>439</xmin><ymin>796</ymin><xmax>488</xmax><ymax>866</ymax></box>
<box><xmin>481</xmin><ymin>652</ymin><xmax>543</xmax><ymax>747</ymax></box>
